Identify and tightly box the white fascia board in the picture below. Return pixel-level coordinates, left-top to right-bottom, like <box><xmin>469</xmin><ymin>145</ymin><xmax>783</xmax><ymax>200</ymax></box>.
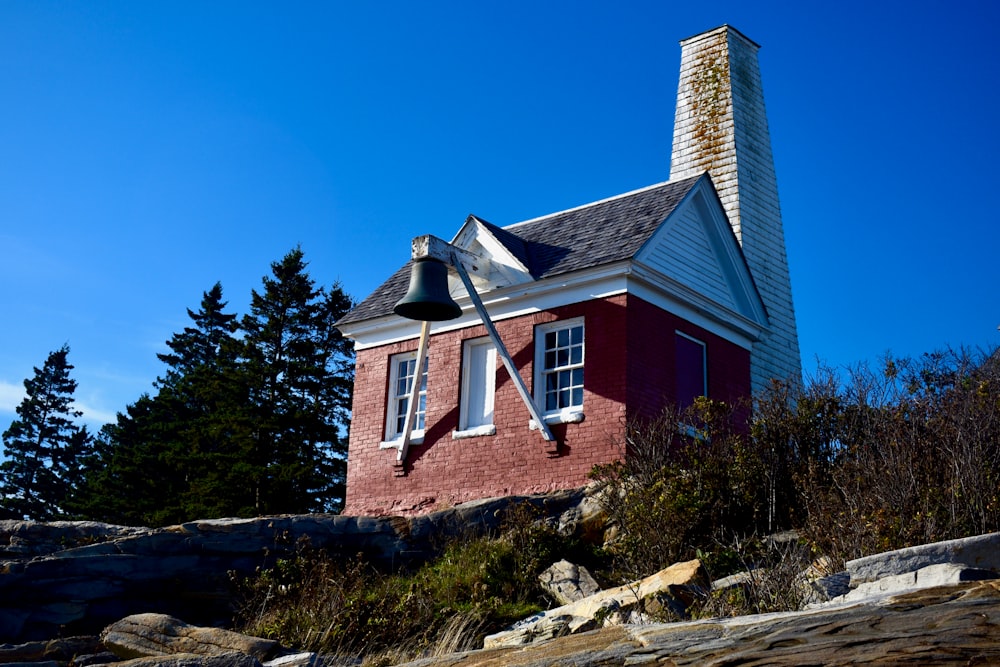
<box><xmin>343</xmin><ymin>262</ymin><xmax>631</xmax><ymax>350</ymax></box>
<box><xmin>627</xmin><ymin>263</ymin><xmax>765</xmax><ymax>348</ymax></box>
<box><xmin>343</xmin><ymin>260</ymin><xmax>765</xmax><ymax>351</ymax></box>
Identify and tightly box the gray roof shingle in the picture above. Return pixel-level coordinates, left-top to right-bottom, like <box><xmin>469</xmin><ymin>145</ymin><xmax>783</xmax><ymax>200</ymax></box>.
<box><xmin>337</xmin><ymin>175</ymin><xmax>703</xmax><ymax>327</ymax></box>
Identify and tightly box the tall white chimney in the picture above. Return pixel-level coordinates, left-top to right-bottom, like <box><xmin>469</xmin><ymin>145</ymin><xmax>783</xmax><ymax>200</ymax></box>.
<box><xmin>670</xmin><ymin>25</ymin><xmax>802</xmax><ymax>391</ymax></box>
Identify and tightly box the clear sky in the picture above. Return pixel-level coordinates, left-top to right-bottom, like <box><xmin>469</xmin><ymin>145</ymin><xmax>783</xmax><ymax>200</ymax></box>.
<box><xmin>1</xmin><ymin>1</ymin><xmax>997</xmax><ymax>430</ymax></box>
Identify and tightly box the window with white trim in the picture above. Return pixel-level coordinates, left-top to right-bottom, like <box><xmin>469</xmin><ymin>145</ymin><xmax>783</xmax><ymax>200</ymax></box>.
<box><xmin>385</xmin><ymin>351</ymin><xmax>427</xmax><ymax>441</ymax></box>
<box><xmin>535</xmin><ymin>318</ymin><xmax>585</xmax><ymax>419</ymax></box>
<box><xmin>456</xmin><ymin>337</ymin><xmax>497</xmax><ymax>437</ymax></box>
<box><xmin>675</xmin><ymin>331</ymin><xmax>707</xmax><ymax>411</ymax></box>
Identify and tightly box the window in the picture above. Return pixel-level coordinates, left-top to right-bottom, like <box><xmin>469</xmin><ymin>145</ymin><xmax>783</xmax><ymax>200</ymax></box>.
<box><xmin>385</xmin><ymin>351</ymin><xmax>428</xmax><ymax>441</ymax></box>
<box><xmin>535</xmin><ymin>319</ymin><xmax>585</xmax><ymax>420</ymax></box>
<box><xmin>676</xmin><ymin>332</ymin><xmax>707</xmax><ymax>410</ymax></box>
<box><xmin>456</xmin><ymin>338</ymin><xmax>497</xmax><ymax>437</ymax></box>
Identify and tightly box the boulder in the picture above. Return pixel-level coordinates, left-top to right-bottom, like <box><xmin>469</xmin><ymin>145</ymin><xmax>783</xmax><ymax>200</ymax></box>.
<box><xmin>846</xmin><ymin>531</ymin><xmax>1000</xmax><ymax>584</ymax></box>
<box><xmin>261</xmin><ymin>653</ymin><xmax>323</xmax><ymax>667</ymax></box>
<box><xmin>100</xmin><ymin>614</ymin><xmax>279</xmax><ymax>661</ymax></box>
<box><xmin>538</xmin><ymin>560</ymin><xmax>600</xmax><ymax>605</ymax></box>
<box><xmin>827</xmin><ymin>562</ymin><xmax>998</xmax><ymax>605</ymax></box>
<box><xmin>484</xmin><ymin>558</ymin><xmax>704</xmax><ymax>648</ymax></box>
<box><xmin>90</xmin><ymin>654</ymin><xmax>261</xmax><ymax>667</ymax></box>
<box><xmin>0</xmin><ymin>637</ymin><xmax>104</xmax><ymax>664</ymax></box>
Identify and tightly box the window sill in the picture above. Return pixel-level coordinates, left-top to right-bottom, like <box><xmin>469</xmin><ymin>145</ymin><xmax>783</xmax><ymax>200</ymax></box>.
<box><xmin>452</xmin><ymin>425</ymin><xmax>497</xmax><ymax>440</ymax></box>
<box><xmin>379</xmin><ymin>434</ymin><xmax>424</xmax><ymax>450</ymax></box>
<box><xmin>529</xmin><ymin>412</ymin><xmax>585</xmax><ymax>430</ymax></box>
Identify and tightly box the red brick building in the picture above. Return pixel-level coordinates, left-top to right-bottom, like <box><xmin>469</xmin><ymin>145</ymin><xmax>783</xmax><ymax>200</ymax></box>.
<box><xmin>336</xmin><ymin>26</ymin><xmax>800</xmax><ymax>516</ymax></box>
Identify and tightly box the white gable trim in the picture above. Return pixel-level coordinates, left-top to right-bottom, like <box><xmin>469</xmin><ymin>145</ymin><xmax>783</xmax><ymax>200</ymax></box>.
<box><xmin>633</xmin><ymin>174</ymin><xmax>767</xmax><ymax>326</ymax></box>
<box><xmin>449</xmin><ymin>215</ymin><xmax>533</xmax><ymax>290</ymax></box>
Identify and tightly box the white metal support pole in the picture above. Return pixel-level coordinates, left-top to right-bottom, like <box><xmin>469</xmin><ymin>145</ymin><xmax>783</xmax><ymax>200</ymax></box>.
<box><xmin>451</xmin><ymin>253</ymin><xmax>556</xmax><ymax>443</ymax></box>
<box><xmin>397</xmin><ymin>319</ymin><xmax>431</xmax><ymax>463</ymax></box>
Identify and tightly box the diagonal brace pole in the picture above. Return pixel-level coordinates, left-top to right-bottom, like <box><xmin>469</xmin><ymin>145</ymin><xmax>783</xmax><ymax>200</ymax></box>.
<box><xmin>451</xmin><ymin>253</ymin><xmax>555</xmax><ymax>442</ymax></box>
<box><xmin>397</xmin><ymin>319</ymin><xmax>431</xmax><ymax>463</ymax></box>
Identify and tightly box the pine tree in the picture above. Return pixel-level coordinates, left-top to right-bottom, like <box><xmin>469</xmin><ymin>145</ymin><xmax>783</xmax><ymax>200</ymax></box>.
<box><xmin>71</xmin><ymin>284</ymin><xmax>254</xmax><ymax>525</ymax></box>
<box><xmin>240</xmin><ymin>248</ymin><xmax>353</xmax><ymax>514</ymax></box>
<box><xmin>0</xmin><ymin>346</ymin><xmax>91</xmax><ymax>520</ymax></box>
<box><xmin>154</xmin><ymin>283</ymin><xmax>257</xmax><ymax>520</ymax></box>
<box><xmin>72</xmin><ymin>251</ymin><xmax>354</xmax><ymax>524</ymax></box>
<box><xmin>156</xmin><ymin>282</ymin><xmax>240</xmax><ymax>382</ymax></box>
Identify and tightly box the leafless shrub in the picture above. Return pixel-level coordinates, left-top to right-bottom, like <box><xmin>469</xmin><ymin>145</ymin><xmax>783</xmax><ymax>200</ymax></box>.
<box><xmin>692</xmin><ymin>534</ymin><xmax>815</xmax><ymax>618</ymax></box>
<box><xmin>796</xmin><ymin>347</ymin><xmax>1000</xmax><ymax>565</ymax></box>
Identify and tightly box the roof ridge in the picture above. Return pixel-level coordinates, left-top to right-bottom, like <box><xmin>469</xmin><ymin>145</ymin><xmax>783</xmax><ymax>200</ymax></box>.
<box><xmin>503</xmin><ymin>174</ymin><xmax>703</xmax><ymax>231</ymax></box>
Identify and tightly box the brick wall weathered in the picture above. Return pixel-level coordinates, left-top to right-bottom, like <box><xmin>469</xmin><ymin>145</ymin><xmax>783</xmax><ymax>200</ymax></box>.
<box><xmin>344</xmin><ymin>294</ymin><xmax>750</xmax><ymax>516</ymax></box>
<box><xmin>626</xmin><ymin>295</ymin><xmax>751</xmax><ymax>422</ymax></box>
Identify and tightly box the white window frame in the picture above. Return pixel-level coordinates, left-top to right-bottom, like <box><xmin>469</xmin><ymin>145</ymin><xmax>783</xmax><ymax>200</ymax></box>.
<box><xmin>381</xmin><ymin>351</ymin><xmax>427</xmax><ymax>446</ymax></box>
<box><xmin>534</xmin><ymin>318</ymin><xmax>585</xmax><ymax>423</ymax></box>
<box><xmin>454</xmin><ymin>337</ymin><xmax>497</xmax><ymax>439</ymax></box>
<box><xmin>675</xmin><ymin>330</ymin><xmax>707</xmax><ymax>408</ymax></box>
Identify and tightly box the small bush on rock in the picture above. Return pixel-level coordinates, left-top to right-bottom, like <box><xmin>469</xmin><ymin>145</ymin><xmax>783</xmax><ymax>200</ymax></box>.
<box><xmin>233</xmin><ymin>504</ymin><xmax>598</xmax><ymax>663</ymax></box>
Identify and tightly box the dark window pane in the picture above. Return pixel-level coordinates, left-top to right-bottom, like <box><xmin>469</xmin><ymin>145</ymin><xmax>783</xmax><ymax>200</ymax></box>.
<box><xmin>676</xmin><ymin>334</ymin><xmax>706</xmax><ymax>411</ymax></box>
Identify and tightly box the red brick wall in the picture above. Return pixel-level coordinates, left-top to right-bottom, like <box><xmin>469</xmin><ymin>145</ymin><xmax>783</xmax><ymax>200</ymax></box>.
<box><xmin>343</xmin><ymin>294</ymin><xmax>750</xmax><ymax>516</ymax></box>
<box><xmin>625</xmin><ymin>296</ymin><xmax>752</xmax><ymax>420</ymax></box>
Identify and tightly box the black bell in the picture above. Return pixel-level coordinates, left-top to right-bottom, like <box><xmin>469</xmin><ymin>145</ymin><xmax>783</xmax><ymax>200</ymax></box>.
<box><xmin>393</xmin><ymin>257</ymin><xmax>463</xmax><ymax>321</ymax></box>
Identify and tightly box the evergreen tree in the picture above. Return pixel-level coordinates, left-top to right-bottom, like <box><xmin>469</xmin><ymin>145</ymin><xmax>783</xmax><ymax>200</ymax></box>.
<box><xmin>72</xmin><ymin>250</ymin><xmax>353</xmax><ymax>525</ymax></box>
<box><xmin>0</xmin><ymin>346</ymin><xmax>91</xmax><ymax>520</ymax></box>
<box><xmin>156</xmin><ymin>282</ymin><xmax>240</xmax><ymax>382</ymax></box>
<box><xmin>71</xmin><ymin>284</ymin><xmax>253</xmax><ymax>525</ymax></box>
<box><xmin>240</xmin><ymin>247</ymin><xmax>353</xmax><ymax>514</ymax></box>
<box><xmin>68</xmin><ymin>395</ymin><xmax>179</xmax><ymax>525</ymax></box>
<box><xmin>154</xmin><ymin>283</ymin><xmax>257</xmax><ymax>520</ymax></box>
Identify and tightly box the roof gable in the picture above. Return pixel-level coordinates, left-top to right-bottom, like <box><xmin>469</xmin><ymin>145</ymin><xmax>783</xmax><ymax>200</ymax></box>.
<box><xmin>335</xmin><ymin>173</ymin><xmax>769</xmax><ymax>345</ymax></box>
<box><xmin>633</xmin><ymin>175</ymin><xmax>767</xmax><ymax>325</ymax></box>
<box><xmin>337</xmin><ymin>176</ymin><xmax>704</xmax><ymax>327</ymax></box>
<box><xmin>450</xmin><ymin>215</ymin><xmax>533</xmax><ymax>290</ymax></box>
<box><xmin>506</xmin><ymin>175</ymin><xmax>702</xmax><ymax>279</ymax></box>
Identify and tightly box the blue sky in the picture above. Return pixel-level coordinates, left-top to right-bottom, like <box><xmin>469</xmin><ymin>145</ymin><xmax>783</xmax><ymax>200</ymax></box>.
<box><xmin>1</xmin><ymin>1</ymin><xmax>997</xmax><ymax>429</ymax></box>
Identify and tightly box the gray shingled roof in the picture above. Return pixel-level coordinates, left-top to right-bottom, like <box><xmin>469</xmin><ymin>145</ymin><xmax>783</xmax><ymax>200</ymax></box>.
<box><xmin>337</xmin><ymin>175</ymin><xmax>703</xmax><ymax>326</ymax></box>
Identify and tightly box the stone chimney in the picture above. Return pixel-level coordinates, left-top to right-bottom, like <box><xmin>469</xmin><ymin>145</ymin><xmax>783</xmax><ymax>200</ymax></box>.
<box><xmin>670</xmin><ymin>25</ymin><xmax>802</xmax><ymax>391</ymax></box>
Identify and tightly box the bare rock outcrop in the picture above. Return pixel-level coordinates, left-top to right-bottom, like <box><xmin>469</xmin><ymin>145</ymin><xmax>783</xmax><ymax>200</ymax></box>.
<box><xmin>0</xmin><ymin>489</ymin><xmax>590</xmax><ymax>643</ymax></box>
<box><xmin>397</xmin><ymin>580</ymin><xmax>1000</xmax><ymax>666</ymax></box>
